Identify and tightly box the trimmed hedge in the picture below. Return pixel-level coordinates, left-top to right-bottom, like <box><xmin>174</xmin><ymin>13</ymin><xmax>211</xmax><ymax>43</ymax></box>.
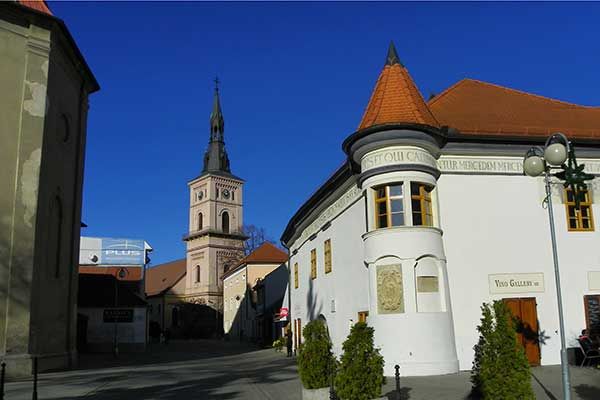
<box><xmin>471</xmin><ymin>301</ymin><xmax>534</xmax><ymax>400</ymax></box>
<box><xmin>297</xmin><ymin>319</ymin><xmax>334</xmax><ymax>389</ymax></box>
<box><xmin>335</xmin><ymin>322</ymin><xmax>385</xmax><ymax>400</ymax></box>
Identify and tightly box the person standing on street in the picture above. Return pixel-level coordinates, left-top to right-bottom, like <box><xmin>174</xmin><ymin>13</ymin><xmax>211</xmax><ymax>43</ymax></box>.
<box><xmin>286</xmin><ymin>328</ymin><xmax>293</xmax><ymax>357</ymax></box>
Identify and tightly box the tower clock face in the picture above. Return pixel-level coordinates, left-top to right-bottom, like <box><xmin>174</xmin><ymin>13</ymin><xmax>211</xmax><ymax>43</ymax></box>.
<box><xmin>222</xmin><ymin>189</ymin><xmax>230</xmax><ymax>199</ymax></box>
<box><xmin>197</xmin><ymin>191</ymin><xmax>204</xmax><ymax>201</ymax></box>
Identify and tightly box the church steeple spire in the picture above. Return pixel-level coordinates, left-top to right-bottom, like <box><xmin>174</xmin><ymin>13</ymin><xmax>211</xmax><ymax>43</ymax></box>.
<box><xmin>202</xmin><ymin>77</ymin><xmax>231</xmax><ymax>175</ymax></box>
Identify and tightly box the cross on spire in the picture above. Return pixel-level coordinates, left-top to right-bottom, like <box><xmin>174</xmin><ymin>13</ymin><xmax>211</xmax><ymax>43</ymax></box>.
<box><xmin>214</xmin><ymin>76</ymin><xmax>220</xmax><ymax>92</ymax></box>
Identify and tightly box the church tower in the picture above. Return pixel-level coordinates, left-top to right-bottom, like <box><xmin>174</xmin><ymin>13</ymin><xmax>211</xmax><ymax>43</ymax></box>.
<box><xmin>183</xmin><ymin>81</ymin><xmax>246</xmax><ymax>313</ymax></box>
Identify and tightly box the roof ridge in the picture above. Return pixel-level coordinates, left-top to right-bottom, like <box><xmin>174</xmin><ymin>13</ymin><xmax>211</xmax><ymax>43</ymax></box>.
<box><xmin>439</xmin><ymin>78</ymin><xmax>599</xmax><ymax>109</ymax></box>
<box><xmin>427</xmin><ymin>78</ymin><xmax>470</xmax><ymax>107</ymax></box>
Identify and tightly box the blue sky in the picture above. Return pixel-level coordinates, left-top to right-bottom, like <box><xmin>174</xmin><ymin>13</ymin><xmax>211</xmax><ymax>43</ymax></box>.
<box><xmin>50</xmin><ymin>1</ymin><xmax>600</xmax><ymax>265</ymax></box>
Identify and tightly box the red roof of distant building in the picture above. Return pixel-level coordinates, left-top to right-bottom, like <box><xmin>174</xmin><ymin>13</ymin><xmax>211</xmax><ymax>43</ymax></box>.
<box><xmin>17</xmin><ymin>0</ymin><xmax>53</xmax><ymax>15</ymax></box>
<box><xmin>145</xmin><ymin>259</ymin><xmax>186</xmax><ymax>297</ymax></box>
<box><xmin>358</xmin><ymin>43</ymin><xmax>438</xmax><ymax>130</ymax></box>
<box><xmin>428</xmin><ymin>78</ymin><xmax>600</xmax><ymax>139</ymax></box>
<box><xmin>223</xmin><ymin>242</ymin><xmax>288</xmax><ymax>279</ymax></box>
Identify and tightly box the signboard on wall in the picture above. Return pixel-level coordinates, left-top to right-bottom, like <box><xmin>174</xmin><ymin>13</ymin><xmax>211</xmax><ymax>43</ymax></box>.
<box><xmin>488</xmin><ymin>273</ymin><xmax>545</xmax><ymax>294</ymax></box>
<box><xmin>80</xmin><ymin>237</ymin><xmax>147</xmax><ymax>266</ymax></box>
<box><xmin>103</xmin><ymin>309</ymin><xmax>134</xmax><ymax>323</ymax></box>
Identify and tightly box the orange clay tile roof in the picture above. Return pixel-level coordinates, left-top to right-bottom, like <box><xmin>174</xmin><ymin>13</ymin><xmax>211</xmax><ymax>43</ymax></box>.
<box><xmin>17</xmin><ymin>0</ymin><xmax>53</xmax><ymax>15</ymax></box>
<box><xmin>428</xmin><ymin>79</ymin><xmax>600</xmax><ymax>139</ymax></box>
<box><xmin>358</xmin><ymin>43</ymin><xmax>438</xmax><ymax>130</ymax></box>
<box><xmin>145</xmin><ymin>258</ymin><xmax>186</xmax><ymax>297</ymax></box>
<box><xmin>238</xmin><ymin>242</ymin><xmax>288</xmax><ymax>265</ymax></box>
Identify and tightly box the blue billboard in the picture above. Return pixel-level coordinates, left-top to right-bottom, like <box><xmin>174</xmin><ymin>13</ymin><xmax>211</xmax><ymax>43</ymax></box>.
<box><xmin>79</xmin><ymin>237</ymin><xmax>149</xmax><ymax>266</ymax></box>
<box><xmin>101</xmin><ymin>238</ymin><xmax>146</xmax><ymax>265</ymax></box>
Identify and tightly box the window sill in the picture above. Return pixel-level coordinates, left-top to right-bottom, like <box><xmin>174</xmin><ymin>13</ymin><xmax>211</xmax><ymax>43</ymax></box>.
<box><xmin>362</xmin><ymin>225</ymin><xmax>443</xmax><ymax>240</ymax></box>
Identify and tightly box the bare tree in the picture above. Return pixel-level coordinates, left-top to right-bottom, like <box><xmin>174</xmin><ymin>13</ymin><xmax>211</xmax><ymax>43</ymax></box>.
<box><xmin>242</xmin><ymin>224</ymin><xmax>274</xmax><ymax>255</ymax></box>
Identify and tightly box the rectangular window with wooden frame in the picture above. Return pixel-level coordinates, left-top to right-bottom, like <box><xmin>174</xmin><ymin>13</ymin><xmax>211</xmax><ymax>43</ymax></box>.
<box><xmin>324</xmin><ymin>239</ymin><xmax>332</xmax><ymax>274</ymax></box>
<box><xmin>310</xmin><ymin>249</ymin><xmax>317</xmax><ymax>279</ymax></box>
<box><xmin>411</xmin><ymin>182</ymin><xmax>434</xmax><ymax>227</ymax></box>
<box><xmin>374</xmin><ymin>183</ymin><xmax>404</xmax><ymax>229</ymax></box>
<box><xmin>565</xmin><ymin>188</ymin><xmax>594</xmax><ymax>231</ymax></box>
<box><xmin>294</xmin><ymin>263</ymin><xmax>299</xmax><ymax>289</ymax></box>
<box><xmin>358</xmin><ymin>311</ymin><xmax>369</xmax><ymax>323</ymax></box>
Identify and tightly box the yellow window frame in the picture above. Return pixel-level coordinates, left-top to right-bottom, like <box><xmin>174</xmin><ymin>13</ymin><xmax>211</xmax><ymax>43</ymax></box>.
<box><xmin>294</xmin><ymin>263</ymin><xmax>299</xmax><ymax>289</ymax></box>
<box><xmin>565</xmin><ymin>188</ymin><xmax>594</xmax><ymax>232</ymax></box>
<box><xmin>310</xmin><ymin>249</ymin><xmax>317</xmax><ymax>279</ymax></box>
<box><xmin>374</xmin><ymin>184</ymin><xmax>404</xmax><ymax>228</ymax></box>
<box><xmin>324</xmin><ymin>239</ymin><xmax>332</xmax><ymax>274</ymax></box>
<box><xmin>411</xmin><ymin>183</ymin><xmax>433</xmax><ymax>227</ymax></box>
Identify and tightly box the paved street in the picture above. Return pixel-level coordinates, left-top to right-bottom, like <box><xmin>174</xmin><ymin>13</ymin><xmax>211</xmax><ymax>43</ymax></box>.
<box><xmin>4</xmin><ymin>340</ymin><xmax>600</xmax><ymax>399</ymax></box>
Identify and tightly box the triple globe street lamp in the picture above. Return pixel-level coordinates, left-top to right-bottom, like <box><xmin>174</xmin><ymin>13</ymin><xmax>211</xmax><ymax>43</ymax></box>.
<box><xmin>523</xmin><ymin>133</ymin><xmax>594</xmax><ymax>400</ymax></box>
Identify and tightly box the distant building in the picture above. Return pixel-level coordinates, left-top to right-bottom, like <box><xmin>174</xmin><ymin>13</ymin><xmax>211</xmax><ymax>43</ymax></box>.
<box><xmin>253</xmin><ymin>263</ymin><xmax>290</xmax><ymax>344</ymax></box>
<box><xmin>0</xmin><ymin>1</ymin><xmax>99</xmax><ymax>377</ymax></box>
<box><xmin>222</xmin><ymin>242</ymin><xmax>288</xmax><ymax>342</ymax></box>
<box><xmin>146</xmin><ymin>83</ymin><xmax>247</xmax><ymax>337</ymax></box>
<box><xmin>282</xmin><ymin>43</ymin><xmax>600</xmax><ymax>376</ymax></box>
<box><xmin>145</xmin><ymin>259</ymin><xmax>187</xmax><ymax>332</ymax></box>
<box><xmin>78</xmin><ymin>237</ymin><xmax>152</xmax><ymax>353</ymax></box>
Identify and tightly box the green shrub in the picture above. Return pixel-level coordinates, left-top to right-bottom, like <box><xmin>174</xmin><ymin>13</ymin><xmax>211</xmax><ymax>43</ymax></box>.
<box><xmin>272</xmin><ymin>336</ymin><xmax>286</xmax><ymax>352</ymax></box>
<box><xmin>471</xmin><ymin>301</ymin><xmax>534</xmax><ymax>400</ymax></box>
<box><xmin>335</xmin><ymin>322</ymin><xmax>385</xmax><ymax>400</ymax></box>
<box><xmin>297</xmin><ymin>319</ymin><xmax>334</xmax><ymax>389</ymax></box>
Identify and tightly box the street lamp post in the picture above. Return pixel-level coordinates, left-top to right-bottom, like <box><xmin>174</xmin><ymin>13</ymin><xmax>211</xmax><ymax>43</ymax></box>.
<box><xmin>523</xmin><ymin>133</ymin><xmax>595</xmax><ymax>400</ymax></box>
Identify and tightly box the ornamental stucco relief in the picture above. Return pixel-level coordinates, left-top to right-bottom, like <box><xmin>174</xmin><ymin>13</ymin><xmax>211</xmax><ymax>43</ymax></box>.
<box><xmin>377</xmin><ymin>264</ymin><xmax>404</xmax><ymax>314</ymax></box>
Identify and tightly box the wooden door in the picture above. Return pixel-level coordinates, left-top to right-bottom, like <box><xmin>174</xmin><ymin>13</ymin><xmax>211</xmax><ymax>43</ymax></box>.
<box><xmin>503</xmin><ymin>298</ymin><xmax>541</xmax><ymax>366</ymax></box>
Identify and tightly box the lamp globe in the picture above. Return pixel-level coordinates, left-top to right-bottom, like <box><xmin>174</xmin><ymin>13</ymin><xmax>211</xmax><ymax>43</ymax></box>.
<box><xmin>523</xmin><ymin>155</ymin><xmax>545</xmax><ymax>177</ymax></box>
<box><xmin>544</xmin><ymin>142</ymin><xmax>568</xmax><ymax>166</ymax></box>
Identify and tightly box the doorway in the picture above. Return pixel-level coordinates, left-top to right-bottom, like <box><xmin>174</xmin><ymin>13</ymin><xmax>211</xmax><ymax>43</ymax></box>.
<box><xmin>503</xmin><ymin>297</ymin><xmax>541</xmax><ymax>366</ymax></box>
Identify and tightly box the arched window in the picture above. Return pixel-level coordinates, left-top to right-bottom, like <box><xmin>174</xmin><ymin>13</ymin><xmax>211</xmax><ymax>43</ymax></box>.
<box><xmin>222</xmin><ymin>211</ymin><xmax>230</xmax><ymax>233</ymax></box>
<box><xmin>198</xmin><ymin>212</ymin><xmax>203</xmax><ymax>230</ymax></box>
<box><xmin>195</xmin><ymin>265</ymin><xmax>201</xmax><ymax>283</ymax></box>
<box><xmin>172</xmin><ymin>307</ymin><xmax>179</xmax><ymax>327</ymax></box>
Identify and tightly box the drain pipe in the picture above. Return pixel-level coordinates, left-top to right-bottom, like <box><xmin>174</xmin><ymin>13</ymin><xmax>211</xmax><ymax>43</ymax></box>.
<box><xmin>281</xmin><ymin>241</ymin><xmax>293</xmax><ymax>352</ymax></box>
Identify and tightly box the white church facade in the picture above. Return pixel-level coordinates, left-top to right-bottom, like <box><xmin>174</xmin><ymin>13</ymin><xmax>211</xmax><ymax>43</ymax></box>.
<box><xmin>281</xmin><ymin>43</ymin><xmax>600</xmax><ymax>376</ymax></box>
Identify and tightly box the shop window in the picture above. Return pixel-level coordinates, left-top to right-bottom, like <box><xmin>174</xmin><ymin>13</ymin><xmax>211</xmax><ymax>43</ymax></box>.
<box><xmin>584</xmin><ymin>295</ymin><xmax>600</xmax><ymax>334</ymax></box>
<box><xmin>294</xmin><ymin>263</ymin><xmax>299</xmax><ymax>289</ymax></box>
<box><xmin>222</xmin><ymin>211</ymin><xmax>230</xmax><ymax>233</ymax></box>
<box><xmin>374</xmin><ymin>183</ymin><xmax>404</xmax><ymax>228</ymax></box>
<box><xmin>310</xmin><ymin>249</ymin><xmax>317</xmax><ymax>280</ymax></box>
<box><xmin>415</xmin><ymin>257</ymin><xmax>443</xmax><ymax>313</ymax></box>
<box><xmin>324</xmin><ymin>239</ymin><xmax>332</xmax><ymax>274</ymax></box>
<box><xmin>565</xmin><ymin>188</ymin><xmax>594</xmax><ymax>231</ymax></box>
<box><xmin>411</xmin><ymin>183</ymin><xmax>434</xmax><ymax>226</ymax></box>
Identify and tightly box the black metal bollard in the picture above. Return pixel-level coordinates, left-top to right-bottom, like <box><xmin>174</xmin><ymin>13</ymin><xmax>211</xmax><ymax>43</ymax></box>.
<box><xmin>32</xmin><ymin>357</ymin><xmax>38</xmax><ymax>400</ymax></box>
<box><xmin>329</xmin><ymin>359</ymin><xmax>337</xmax><ymax>400</ymax></box>
<box><xmin>395</xmin><ymin>364</ymin><xmax>401</xmax><ymax>400</ymax></box>
<box><xmin>1</xmin><ymin>361</ymin><xmax>6</xmax><ymax>400</ymax></box>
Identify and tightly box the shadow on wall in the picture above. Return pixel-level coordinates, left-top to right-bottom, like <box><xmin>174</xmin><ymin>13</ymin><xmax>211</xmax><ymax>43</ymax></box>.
<box><xmin>306</xmin><ymin>272</ymin><xmax>323</xmax><ymax>324</ymax></box>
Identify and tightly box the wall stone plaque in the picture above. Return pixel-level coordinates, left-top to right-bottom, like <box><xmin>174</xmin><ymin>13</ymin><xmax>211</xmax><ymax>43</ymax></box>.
<box><xmin>377</xmin><ymin>264</ymin><xmax>404</xmax><ymax>314</ymax></box>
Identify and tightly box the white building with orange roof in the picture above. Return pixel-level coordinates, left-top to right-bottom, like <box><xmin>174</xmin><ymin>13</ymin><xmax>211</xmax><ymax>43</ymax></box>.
<box><xmin>281</xmin><ymin>42</ymin><xmax>600</xmax><ymax>376</ymax></box>
<box><xmin>222</xmin><ymin>242</ymin><xmax>288</xmax><ymax>342</ymax></box>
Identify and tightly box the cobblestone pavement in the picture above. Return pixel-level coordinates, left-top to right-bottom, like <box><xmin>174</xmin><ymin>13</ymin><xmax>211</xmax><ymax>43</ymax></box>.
<box><xmin>4</xmin><ymin>340</ymin><xmax>600</xmax><ymax>399</ymax></box>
